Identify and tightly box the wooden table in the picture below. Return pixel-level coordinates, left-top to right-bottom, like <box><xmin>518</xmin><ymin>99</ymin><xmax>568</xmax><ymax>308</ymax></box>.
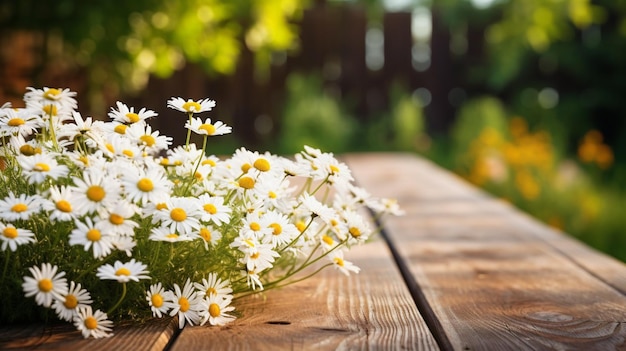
<box><xmin>2</xmin><ymin>152</ymin><xmax>626</xmax><ymax>350</ymax></box>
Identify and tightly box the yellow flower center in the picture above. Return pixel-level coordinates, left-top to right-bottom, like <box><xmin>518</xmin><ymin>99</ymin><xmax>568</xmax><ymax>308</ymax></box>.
<box><xmin>126</xmin><ymin>112</ymin><xmax>140</xmax><ymax>123</ymax></box>
<box><xmin>3</xmin><ymin>227</ymin><xmax>18</xmax><ymax>239</ymax></box>
<box><xmin>296</xmin><ymin>221</ymin><xmax>307</xmax><ymax>233</ymax></box>
<box><xmin>137</xmin><ymin>178</ymin><xmax>154</xmax><ymax>192</ymax></box>
<box><xmin>38</xmin><ymin>278</ymin><xmax>53</xmax><ymax>292</ymax></box>
<box><xmin>64</xmin><ymin>294</ymin><xmax>78</xmax><ymax>309</ymax></box>
<box><xmin>34</xmin><ymin>162</ymin><xmax>50</xmax><ymax>172</ymax></box>
<box><xmin>268</xmin><ymin>191</ymin><xmax>277</xmax><ymax>199</ymax></box>
<box><xmin>206</xmin><ymin>287</ymin><xmax>217</xmax><ymax>296</ymax></box>
<box><xmin>42</xmin><ymin>104</ymin><xmax>57</xmax><ymax>116</ymax></box>
<box><xmin>241</xmin><ymin>163</ymin><xmax>251</xmax><ymax>173</ymax></box>
<box><xmin>349</xmin><ymin>227</ymin><xmax>361</xmax><ymax>238</ymax></box>
<box><xmin>203</xmin><ymin>204</ymin><xmax>217</xmax><ymax>214</ymax></box>
<box><xmin>160</xmin><ymin>158</ymin><xmax>170</xmax><ymax>166</ymax></box>
<box><xmin>151</xmin><ymin>294</ymin><xmax>163</xmax><ymax>308</ymax></box>
<box><xmin>84</xmin><ymin>316</ymin><xmax>98</xmax><ymax>330</ymax></box>
<box><xmin>238</xmin><ymin>176</ymin><xmax>255</xmax><ymax>189</ymax></box>
<box><xmin>43</xmin><ymin>88</ymin><xmax>61</xmax><ymax>100</ymax></box>
<box><xmin>114</xmin><ymin>124</ymin><xmax>127</xmax><ymax>134</ymax></box>
<box><xmin>20</xmin><ymin>145</ymin><xmax>39</xmax><ymax>156</ymax></box>
<box><xmin>86</xmin><ymin>229</ymin><xmax>101</xmax><ymax>242</ymax></box>
<box><xmin>166</xmin><ymin>233</ymin><xmax>179</xmax><ymax>239</ymax></box>
<box><xmin>322</xmin><ymin>234</ymin><xmax>334</xmax><ymax>246</ymax></box>
<box><xmin>170</xmin><ymin>208</ymin><xmax>187</xmax><ymax>222</ymax></box>
<box><xmin>109</xmin><ymin>214</ymin><xmax>125</xmax><ymax>225</ymax></box>
<box><xmin>269</xmin><ymin>223</ymin><xmax>282</xmax><ymax>235</ymax></box>
<box><xmin>79</xmin><ymin>156</ymin><xmax>89</xmax><ymax>165</ymax></box>
<box><xmin>209</xmin><ymin>303</ymin><xmax>221</xmax><ymax>317</ymax></box>
<box><xmin>182</xmin><ymin>101</ymin><xmax>201</xmax><ymax>112</ymax></box>
<box><xmin>253</xmin><ymin>158</ymin><xmax>270</xmax><ymax>172</ymax></box>
<box><xmin>194</xmin><ymin>172</ymin><xmax>203</xmax><ymax>180</ymax></box>
<box><xmin>199</xmin><ymin>123</ymin><xmax>215</xmax><ymax>135</ymax></box>
<box><xmin>106</xmin><ymin>143</ymin><xmax>115</xmax><ymax>153</ymax></box>
<box><xmin>11</xmin><ymin>203</ymin><xmax>27</xmax><ymax>213</ymax></box>
<box><xmin>329</xmin><ymin>165</ymin><xmax>340</xmax><ymax>174</ymax></box>
<box><xmin>250</xmin><ymin>252</ymin><xmax>260</xmax><ymax>259</ymax></box>
<box><xmin>86</xmin><ymin>186</ymin><xmax>105</xmax><ymax>202</ymax></box>
<box><xmin>249</xmin><ymin>222</ymin><xmax>261</xmax><ymax>231</ymax></box>
<box><xmin>7</xmin><ymin>118</ymin><xmax>24</xmax><ymax>126</ymax></box>
<box><xmin>199</xmin><ymin>228</ymin><xmax>212</xmax><ymax>241</ymax></box>
<box><xmin>115</xmin><ymin>267</ymin><xmax>131</xmax><ymax>276</ymax></box>
<box><xmin>179</xmin><ymin>297</ymin><xmax>190</xmax><ymax>312</ymax></box>
<box><xmin>140</xmin><ymin>135</ymin><xmax>156</xmax><ymax>146</ymax></box>
<box><xmin>156</xmin><ymin>203</ymin><xmax>168</xmax><ymax>210</ymax></box>
<box><xmin>202</xmin><ymin>159</ymin><xmax>216</xmax><ymax>167</ymax></box>
<box><xmin>122</xmin><ymin>149</ymin><xmax>134</xmax><ymax>158</ymax></box>
<box><xmin>56</xmin><ymin>200</ymin><xmax>72</xmax><ymax>213</ymax></box>
<box><xmin>334</xmin><ymin>257</ymin><xmax>345</xmax><ymax>267</ymax></box>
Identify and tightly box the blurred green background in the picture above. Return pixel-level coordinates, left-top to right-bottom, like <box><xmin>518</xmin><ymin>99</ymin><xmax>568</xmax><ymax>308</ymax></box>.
<box><xmin>2</xmin><ymin>0</ymin><xmax>626</xmax><ymax>260</ymax></box>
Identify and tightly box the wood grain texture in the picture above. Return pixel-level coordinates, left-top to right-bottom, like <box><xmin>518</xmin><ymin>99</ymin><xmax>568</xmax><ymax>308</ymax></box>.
<box><xmin>0</xmin><ymin>317</ymin><xmax>177</xmax><ymax>351</ymax></box>
<box><xmin>344</xmin><ymin>152</ymin><xmax>626</xmax><ymax>351</ymax></box>
<box><xmin>171</xmin><ymin>236</ymin><xmax>439</xmax><ymax>351</ymax></box>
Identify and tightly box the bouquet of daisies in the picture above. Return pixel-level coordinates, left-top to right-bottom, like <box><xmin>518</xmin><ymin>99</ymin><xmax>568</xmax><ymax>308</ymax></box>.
<box><xmin>0</xmin><ymin>88</ymin><xmax>402</xmax><ymax>338</ymax></box>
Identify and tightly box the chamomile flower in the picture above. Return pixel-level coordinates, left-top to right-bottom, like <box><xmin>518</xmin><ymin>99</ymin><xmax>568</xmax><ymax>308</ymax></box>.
<box><xmin>343</xmin><ymin>210</ymin><xmax>371</xmax><ymax>243</ymax></box>
<box><xmin>329</xmin><ymin>250</ymin><xmax>360</xmax><ymax>276</ymax></box>
<box><xmin>53</xmin><ymin>281</ymin><xmax>93</xmax><ymax>322</ymax></box>
<box><xmin>0</xmin><ymin>192</ymin><xmax>43</xmax><ymax>221</ymax></box>
<box><xmin>96</xmin><ymin>259</ymin><xmax>150</xmax><ymax>283</ymax></box>
<box><xmin>0</xmin><ymin>108</ymin><xmax>42</xmax><ymax>137</ymax></box>
<box><xmin>43</xmin><ymin>186</ymin><xmax>78</xmax><ymax>221</ymax></box>
<box><xmin>169</xmin><ymin>278</ymin><xmax>203</xmax><ymax>328</ymax></box>
<box><xmin>22</xmin><ymin>263</ymin><xmax>68</xmax><ymax>308</ymax></box>
<box><xmin>73</xmin><ymin>306</ymin><xmax>113</xmax><ymax>339</ymax></box>
<box><xmin>0</xmin><ymin>222</ymin><xmax>36</xmax><ymax>251</ymax></box>
<box><xmin>149</xmin><ymin>226</ymin><xmax>194</xmax><ymax>243</ymax></box>
<box><xmin>96</xmin><ymin>201</ymin><xmax>139</xmax><ymax>236</ymax></box>
<box><xmin>194</xmin><ymin>273</ymin><xmax>232</xmax><ymax>299</ymax></box>
<box><xmin>108</xmin><ymin>101</ymin><xmax>157</xmax><ymax>125</ymax></box>
<box><xmin>167</xmin><ymin>97</ymin><xmax>216</xmax><ymax>114</ymax></box>
<box><xmin>261</xmin><ymin>210</ymin><xmax>299</xmax><ymax>248</ymax></box>
<box><xmin>151</xmin><ymin>197</ymin><xmax>202</xmax><ymax>236</ymax></box>
<box><xmin>70</xmin><ymin>171</ymin><xmax>121</xmax><ymax>215</ymax></box>
<box><xmin>185</xmin><ymin>117</ymin><xmax>232</xmax><ymax>136</ymax></box>
<box><xmin>125</xmin><ymin>122</ymin><xmax>172</xmax><ymax>154</ymax></box>
<box><xmin>299</xmin><ymin>193</ymin><xmax>335</xmax><ymax>223</ymax></box>
<box><xmin>200</xmin><ymin>293</ymin><xmax>236</xmax><ymax>326</ymax></box>
<box><xmin>197</xmin><ymin>194</ymin><xmax>231</xmax><ymax>226</ymax></box>
<box><xmin>69</xmin><ymin>217</ymin><xmax>115</xmax><ymax>259</ymax></box>
<box><xmin>146</xmin><ymin>283</ymin><xmax>175</xmax><ymax>318</ymax></box>
<box><xmin>17</xmin><ymin>153</ymin><xmax>69</xmax><ymax>184</ymax></box>
<box><xmin>240</xmin><ymin>241</ymin><xmax>278</xmax><ymax>272</ymax></box>
<box><xmin>197</xmin><ymin>225</ymin><xmax>222</xmax><ymax>250</ymax></box>
<box><xmin>122</xmin><ymin>165</ymin><xmax>171</xmax><ymax>205</ymax></box>
<box><xmin>24</xmin><ymin>87</ymin><xmax>78</xmax><ymax>111</ymax></box>
<box><xmin>240</xmin><ymin>212</ymin><xmax>272</xmax><ymax>239</ymax></box>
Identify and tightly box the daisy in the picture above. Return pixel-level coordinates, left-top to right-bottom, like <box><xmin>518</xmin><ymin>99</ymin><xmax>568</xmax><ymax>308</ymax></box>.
<box><xmin>193</xmin><ymin>273</ymin><xmax>232</xmax><ymax>299</ymax></box>
<box><xmin>111</xmin><ymin>235</ymin><xmax>137</xmax><ymax>257</ymax></box>
<box><xmin>198</xmin><ymin>224</ymin><xmax>222</xmax><ymax>247</ymax></box>
<box><xmin>43</xmin><ymin>186</ymin><xmax>79</xmax><ymax>222</ymax></box>
<box><xmin>200</xmin><ymin>293</ymin><xmax>236</xmax><ymax>326</ymax></box>
<box><xmin>108</xmin><ymin>101</ymin><xmax>157</xmax><ymax>125</ymax></box>
<box><xmin>95</xmin><ymin>201</ymin><xmax>139</xmax><ymax>236</ymax></box>
<box><xmin>239</xmin><ymin>212</ymin><xmax>272</xmax><ymax>239</ymax></box>
<box><xmin>146</xmin><ymin>283</ymin><xmax>175</xmax><ymax>318</ymax></box>
<box><xmin>167</xmin><ymin>97</ymin><xmax>216</xmax><ymax>114</ymax></box>
<box><xmin>317</xmin><ymin>153</ymin><xmax>353</xmax><ymax>186</ymax></box>
<box><xmin>261</xmin><ymin>210</ymin><xmax>299</xmax><ymax>248</ymax></box>
<box><xmin>121</xmin><ymin>165</ymin><xmax>171</xmax><ymax>205</ymax></box>
<box><xmin>24</xmin><ymin>87</ymin><xmax>78</xmax><ymax>111</ymax></box>
<box><xmin>241</xmin><ymin>242</ymin><xmax>278</xmax><ymax>272</ymax></box>
<box><xmin>52</xmin><ymin>281</ymin><xmax>93</xmax><ymax>322</ymax></box>
<box><xmin>96</xmin><ymin>259</ymin><xmax>150</xmax><ymax>283</ymax></box>
<box><xmin>168</xmin><ymin>278</ymin><xmax>203</xmax><ymax>328</ymax></box>
<box><xmin>0</xmin><ymin>222</ymin><xmax>36</xmax><ymax>251</ymax></box>
<box><xmin>299</xmin><ymin>193</ymin><xmax>336</xmax><ymax>223</ymax></box>
<box><xmin>197</xmin><ymin>194</ymin><xmax>231</xmax><ymax>226</ymax></box>
<box><xmin>0</xmin><ymin>192</ymin><xmax>43</xmax><ymax>221</ymax></box>
<box><xmin>343</xmin><ymin>210</ymin><xmax>371</xmax><ymax>243</ymax></box>
<box><xmin>149</xmin><ymin>226</ymin><xmax>194</xmax><ymax>243</ymax></box>
<box><xmin>17</xmin><ymin>153</ymin><xmax>69</xmax><ymax>184</ymax></box>
<box><xmin>125</xmin><ymin>122</ymin><xmax>172</xmax><ymax>154</ymax></box>
<box><xmin>0</xmin><ymin>108</ymin><xmax>43</xmax><ymax>137</ymax></box>
<box><xmin>22</xmin><ymin>263</ymin><xmax>68</xmax><ymax>308</ymax></box>
<box><xmin>185</xmin><ymin>117</ymin><xmax>232</xmax><ymax>136</ymax></box>
<box><xmin>55</xmin><ymin>111</ymin><xmax>104</xmax><ymax>144</ymax></box>
<box><xmin>69</xmin><ymin>217</ymin><xmax>115</xmax><ymax>259</ymax></box>
<box><xmin>70</xmin><ymin>171</ymin><xmax>121</xmax><ymax>215</ymax></box>
<box><xmin>329</xmin><ymin>250</ymin><xmax>360</xmax><ymax>276</ymax></box>
<box><xmin>151</xmin><ymin>196</ymin><xmax>202</xmax><ymax>236</ymax></box>
<box><xmin>242</xmin><ymin>269</ymin><xmax>263</xmax><ymax>290</ymax></box>
<box><xmin>73</xmin><ymin>306</ymin><xmax>113</xmax><ymax>339</ymax></box>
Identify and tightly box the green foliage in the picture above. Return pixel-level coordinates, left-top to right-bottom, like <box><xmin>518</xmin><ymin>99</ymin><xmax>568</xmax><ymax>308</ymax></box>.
<box><xmin>277</xmin><ymin>73</ymin><xmax>356</xmax><ymax>154</ymax></box>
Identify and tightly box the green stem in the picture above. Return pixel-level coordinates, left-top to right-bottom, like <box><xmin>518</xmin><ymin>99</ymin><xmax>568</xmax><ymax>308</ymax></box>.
<box><xmin>47</xmin><ymin>110</ymin><xmax>60</xmax><ymax>151</ymax></box>
<box><xmin>182</xmin><ymin>135</ymin><xmax>208</xmax><ymax>196</ymax></box>
<box><xmin>107</xmin><ymin>283</ymin><xmax>127</xmax><ymax>315</ymax></box>
<box><xmin>184</xmin><ymin>112</ymin><xmax>193</xmax><ymax>150</ymax></box>
<box><xmin>278</xmin><ymin>216</ymin><xmax>315</xmax><ymax>254</ymax></box>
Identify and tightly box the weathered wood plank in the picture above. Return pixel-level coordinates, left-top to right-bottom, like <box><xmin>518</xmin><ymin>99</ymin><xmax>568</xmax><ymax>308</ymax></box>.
<box><xmin>344</xmin><ymin>152</ymin><xmax>626</xmax><ymax>351</ymax></box>
<box><xmin>0</xmin><ymin>317</ymin><xmax>177</xmax><ymax>351</ymax></box>
<box><xmin>171</xmin><ymin>236</ymin><xmax>439</xmax><ymax>351</ymax></box>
